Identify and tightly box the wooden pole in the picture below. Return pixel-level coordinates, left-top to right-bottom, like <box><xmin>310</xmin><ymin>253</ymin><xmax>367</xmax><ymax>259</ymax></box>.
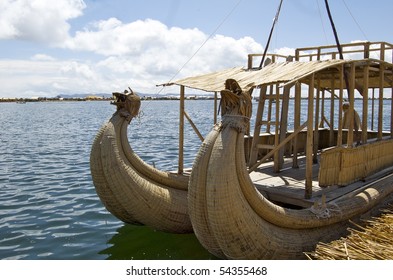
<box><xmin>378</xmin><ymin>65</ymin><xmax>385</xmax><ymax>140</ymax></box>
<box><xmin>362</xmin><ymin>64</ymin><xmax>369</xmax><ymax>144</ymax></box>
<box><xmin>184</xmin><ymin>111</ymin><xmax>204</xmax><ymax>142</ymax></box>
<box><xmin>330</xmin><ymin>76</ymin><xmax>335</xmax><ymax>146</ymax></box>
<box><xmin>267</xmin><ymin>85</ymin><xmax>274</xmax><ymax>133</ymax></box>
<box><xmin>293</xmin><ymin>82</ymin><xmax>301</xmax><ymax>168</ymax></box>
<box><xmin>320</xmin><ymin>89</ymin><xmax>325</xmax><ymax>128</ymax></box>
<box><xmin>391</xmin><ymin>79</ymin><xmax>393</xmax><ymax>139</ymax></box>
<box><xmin>278</xmin><ymin>85</ymin><xmax>291</xmax><ymax>169</ymax></box>
<box><xmin>274</xmin><ymin>84</ymin><xmax>280</xmax><ymax>172</ymax></box>
<box><xmin>305</xmin><ymin>73</ymin><xmax>315</xmax><ymax>199</ymax></box>
<box><xmin>347</xmin><ymin>63</ymin><xmax>355</xmax><ymax>147</ymax></box>
<box><xmin>337</xmin><ymin>64</ymin><xmax>344</xmax><ymax>146</ymax></box>
<box><xmin>214</xmin><ymin>91</ymin><xmax>218</xmax><ymax>124</ymax></box>
<box><xmin>313</xmin><ymin>76</ymin><xmax>320</xmax><ymax>163</ymax></box>
<box><xmin>371</xmin><ymin>88</ymin><xmax>375</xmax><ymax>131</ymax></box>
<box><xmin>178</xmin><ymin>85</ymin><xmax>185</xmax><ymax>174</ymax></box>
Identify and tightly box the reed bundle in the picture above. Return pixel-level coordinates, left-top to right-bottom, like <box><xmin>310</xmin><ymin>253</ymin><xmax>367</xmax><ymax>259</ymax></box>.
<box><xmin>306</xmin><ymin>205</ymin><xmax>393</xmax><ymax>260</ymax></box>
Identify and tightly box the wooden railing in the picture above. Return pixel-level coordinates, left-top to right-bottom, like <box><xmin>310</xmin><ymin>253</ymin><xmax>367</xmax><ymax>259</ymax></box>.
<box><xmin>247</xmin><ymin>41</ymin><xmax>393</xmax><ymax>69</ymax></box>
<box><xmin>295</xmin><ymin>41</ymin><xmax>393</xmax><ymax>62</ymax></box>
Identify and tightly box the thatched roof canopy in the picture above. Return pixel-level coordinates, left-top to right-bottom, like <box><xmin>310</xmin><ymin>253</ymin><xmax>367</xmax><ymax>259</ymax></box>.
<box><xmin>161</xmin><ymin>59</ymin><xmax>393</xmax><ymax>93</ymax></box>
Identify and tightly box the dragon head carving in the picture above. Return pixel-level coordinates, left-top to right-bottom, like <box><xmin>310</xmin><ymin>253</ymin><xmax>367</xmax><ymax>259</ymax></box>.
<box><xmin>219</xmin><ymin>79</ymin><xmax>253</xmax><ymax>132</ymax></box>
<box><xmin>112</xmin><ymin>87</ymin><xmax>141</xmax><ymax>122</ymax></box>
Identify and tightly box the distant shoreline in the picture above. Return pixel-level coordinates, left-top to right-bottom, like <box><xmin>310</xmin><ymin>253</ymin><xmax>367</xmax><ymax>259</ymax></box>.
<box><xmin>1</xmin><ymin>96</ymin><xmax>389</xmax><ymax>103</ymax></box>
<box><xmin>0</xmin><ymin>95</ymin><xmax>216</xmax><ymax>103</ymax></box>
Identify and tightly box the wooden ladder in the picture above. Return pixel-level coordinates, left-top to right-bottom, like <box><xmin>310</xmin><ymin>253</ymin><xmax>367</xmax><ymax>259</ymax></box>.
<box><xmin>248</xmin><ymin>84</ymin><xmax>291</xmax><ymax>172</ymax></box>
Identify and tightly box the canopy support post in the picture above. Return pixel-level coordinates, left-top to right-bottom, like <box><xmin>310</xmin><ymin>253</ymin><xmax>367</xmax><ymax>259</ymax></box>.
<box><xmin>305</xmin><ymin>73</ymin><xmax>315</xmax><ymax>199</ymax></box>
<box><xmin>178</xmin><ymin>85</ymin><xmax>185</xmax><ymax>174</ymax></box>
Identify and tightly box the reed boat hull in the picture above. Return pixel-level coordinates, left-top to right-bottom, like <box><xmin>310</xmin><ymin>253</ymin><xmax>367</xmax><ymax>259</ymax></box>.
<box><xmin>90</xmin><ymin>92</ymin><xmax>192</xmax><ymax>233</ymax></box>
<box><xmin>188</xmin><ymin>80</ymin><xmax>393</xmax><ymax>259</ymax></box>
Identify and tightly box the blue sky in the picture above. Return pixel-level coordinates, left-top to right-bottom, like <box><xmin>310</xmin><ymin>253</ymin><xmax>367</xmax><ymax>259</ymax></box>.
<box><xmin>0</xmin><ymin>0</ymin><xmax>392</xmax><ymax>98</ymax></box>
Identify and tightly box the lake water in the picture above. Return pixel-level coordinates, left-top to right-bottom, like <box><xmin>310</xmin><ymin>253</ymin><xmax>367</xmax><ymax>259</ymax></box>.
<box><xmin>0</xmin><ymin>100</ymin><xmax>216</xmax><ymax>260</ymax></box>
<box><xmin>0</xmin><ymin>98</ymin><xmax>391</xmax><ymax>260</ymax></box>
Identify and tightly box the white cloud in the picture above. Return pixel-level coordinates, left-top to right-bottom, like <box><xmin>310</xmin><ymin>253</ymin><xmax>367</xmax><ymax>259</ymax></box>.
<box><xmin>64</xmin><ymin>18</ymin><xmax>264</xmax><ymax>87</ymax></box>
<box><xmin>0</xmin><ymin>0</ymin><xmax>86</xmax><ymax>43</ymax></box>
<box><xmin>31</xmin><ymin>54</ymin><xmax>56</xmax><ymax>61</ymax></box>
<box><xmin>0</xmin><ymin>15</ymin><xmax>266</xmax><ymax>97</ymax></box>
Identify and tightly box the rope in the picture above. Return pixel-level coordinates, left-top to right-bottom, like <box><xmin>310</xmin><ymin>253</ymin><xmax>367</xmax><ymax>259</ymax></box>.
<box><xmin>342</xmin><ymin>0</ymin><xmax>368</xmax><ymax>41</ymax></box>
<box><xmin>141</xmin><ymin>0</ymin><xmax>244</xmax><ymax>111</ymax></box>
<box><xmin>316</xmin><ymin>0</ymin><xmax>329</xmax><ymax>45</ymax></box>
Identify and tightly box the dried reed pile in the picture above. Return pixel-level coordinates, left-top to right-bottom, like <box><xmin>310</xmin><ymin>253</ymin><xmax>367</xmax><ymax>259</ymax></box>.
<box><xmin>306</xmin><ymin>205</ymin><xmax>393</xmax><ymax>259</ymax></box>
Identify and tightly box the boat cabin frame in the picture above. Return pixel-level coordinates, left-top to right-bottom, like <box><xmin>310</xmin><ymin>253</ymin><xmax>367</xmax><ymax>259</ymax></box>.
<box><xmin>163</xmin><ymin>41</ymin><xmax>393</xmax><ymax>202</ymax></box>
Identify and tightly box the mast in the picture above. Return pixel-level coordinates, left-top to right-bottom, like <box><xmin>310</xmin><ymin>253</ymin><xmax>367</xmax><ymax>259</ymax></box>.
<box><xmin>324</xmin><ymin>0</ymin><xmax>344</xmax><ymax>59</ymax></box>
<box><xmin>324</xmin><ymin>0</ymin><xmax>351</xmax><ymax>98</ymax></box>
<box><xmin>259</xmin><ymin>0</ymin><xmax>284</xmax><ymax>68</ymax></box>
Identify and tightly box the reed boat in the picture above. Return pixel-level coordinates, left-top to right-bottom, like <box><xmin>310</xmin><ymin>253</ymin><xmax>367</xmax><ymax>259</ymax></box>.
<box><xmin>163</xmin><ymin>41</ymin><xmax>393</xmax><ymax>259</ymax></box>
<box><xmin>90</xmin><ymin>90</ymin><xmax>192</xmax><ymax>233</ymax></box>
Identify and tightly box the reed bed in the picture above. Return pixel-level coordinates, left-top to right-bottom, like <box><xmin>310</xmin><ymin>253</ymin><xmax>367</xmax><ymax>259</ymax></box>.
<box><xmin>306</xmin><ymin>205</ymin><xmax>393</xmax><ymax>260</ymax></box>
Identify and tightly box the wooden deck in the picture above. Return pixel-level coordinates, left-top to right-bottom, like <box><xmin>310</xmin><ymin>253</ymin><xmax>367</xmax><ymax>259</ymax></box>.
<box><xmin>251</xmin><ymin>155</ymin><xmax>393</xmax><ymax>209</ymax></box>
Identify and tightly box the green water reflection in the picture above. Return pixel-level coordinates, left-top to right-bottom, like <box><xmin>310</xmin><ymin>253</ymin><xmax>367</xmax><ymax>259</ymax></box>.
<box><xmin>99</xmin><ymin>224</ymin><xmax>218</xmax><ymax>260</ymax></box>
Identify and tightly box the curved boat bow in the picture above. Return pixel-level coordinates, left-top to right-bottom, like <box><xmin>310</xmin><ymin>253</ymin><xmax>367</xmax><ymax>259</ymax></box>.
<box><xmin>90</xmin><ymin>90</ymin><xmax>192</xmax><ymax>233</ymax></box>
<box><xmin>188</xmin><ymin>79</ymin><xmax>393</xmax><ymax>259</ymax></box>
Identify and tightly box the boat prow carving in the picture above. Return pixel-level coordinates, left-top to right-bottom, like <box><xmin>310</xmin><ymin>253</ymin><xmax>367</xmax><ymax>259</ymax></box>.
<box><xmin>90</xmin><ymin>89</ymin><xmax>192</xmax><ymax>233</ymax></box>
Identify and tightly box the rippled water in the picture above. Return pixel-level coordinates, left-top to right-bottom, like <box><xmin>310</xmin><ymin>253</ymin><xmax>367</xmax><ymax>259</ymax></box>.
<box><xmin>0</xmin><ymin>100</ymin><xmax>216</xmax><ymax>260</ymax></box>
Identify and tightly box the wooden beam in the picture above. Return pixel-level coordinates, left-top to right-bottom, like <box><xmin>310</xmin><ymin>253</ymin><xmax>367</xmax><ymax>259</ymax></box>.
<box><xmin>273</xmin><ymin>84</ymin><xmax>280</xmax><ymax>172</ymax></box>
<box><xmin>214</xmin><ymin>91</ymin><xmax>218</xmax><ymax>124</ymax></box>
<box><xmin>313</xmin><ymin>76</ymin><xmax>320</xmax><ymax>163</ymax></box>
<box><xmin>329</xmin><ymin>76</ymin><xmax>335</xmax><ymax>146</ymax></box>
<box><xmin>305</xmin><ymin>73</ymin><xmax>315</xmax><ymax>199</ymax></box>
<box><xmin>292</xmin><ymin>82</ymin><xmax>301</xmax><ymax>168</ymax></box>
<box><xmin>337</xmin><ymin>64</ymin><xmax>344</xmax><ymax>146</ymax></box>
<box><xmin>378</xmin><ymin>64</ymin><xmax>385</xmax><ymax>140</ymax></box>
<box><xmin>278</xmin><ymin>85</ymin><xmax>291</xmax><ymax>170</ymax></box>
<box><xmin>178</xmin><ymin>85</ymin><xmax>185</xmax><ymax>174</ymax></box>
<box><xmin>362</xmin><ymin>64</ymin><xmax>369</xmax><ymax>144</ymax></box>
<box><xmin>391</xmin><ymin>78</ymin><xmax>393</xmax><ymax>138</ymax></box>
<box><xmin>184</xmin><ymin>111</ymin><xmax>204</xmax><ymax>142</ymax></box>
<box><xmin>347</xmin><ymin>63</ymin><xmax>355</xmax><ymax>147</ymax></box>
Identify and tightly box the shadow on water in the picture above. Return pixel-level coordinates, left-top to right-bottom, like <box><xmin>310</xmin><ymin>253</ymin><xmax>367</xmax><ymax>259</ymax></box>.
<box><xmin>99</xmin><ymin>224</ymin><xmax>218</xmax><ymax>260</ymax></box>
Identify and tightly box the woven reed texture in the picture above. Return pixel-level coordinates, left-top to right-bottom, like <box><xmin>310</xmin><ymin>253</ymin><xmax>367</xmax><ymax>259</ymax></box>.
<box><xmin>163</xmin><ymin>59</ymin><xmax>390</xmax><ymax>92</ymax></box>
<box><xmin>188</xmin><ymin>80</ymin><xmax>393</xmax><ymax>259</ymax></box>
<box><xmin>90</xmin><ymin>96</ymin><xmax>192</xmax><ymax>233</ymax></box>
<box><xmin>306</xmin><ymin>205</ymin><xmax>393</xmax><ymax>259</ymax></box>
<box><xmin>319</xmin><ymin>140</ymin><xmax>393</xmax><ymax>186</ymax></box>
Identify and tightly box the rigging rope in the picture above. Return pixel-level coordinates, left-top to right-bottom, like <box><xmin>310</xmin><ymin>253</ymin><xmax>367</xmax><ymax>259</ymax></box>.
<box><xmin>342</xmin><ymin>0</ymin><xmax>368</xmax><ymax>41</ymax></box>
<box><xmin>141</xmin><ymin>0</ymin><xmax>244</xmax><ymax>110</ymax></box>
<box><xmin>258</xmin><ymin>0</ymin><xmax>284</xmax><ymax>69</ymax></box>
<box><xmin>316</xmin><ymin>0</ymin><xmax>328</xmax><ymax>45</ymax></box>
